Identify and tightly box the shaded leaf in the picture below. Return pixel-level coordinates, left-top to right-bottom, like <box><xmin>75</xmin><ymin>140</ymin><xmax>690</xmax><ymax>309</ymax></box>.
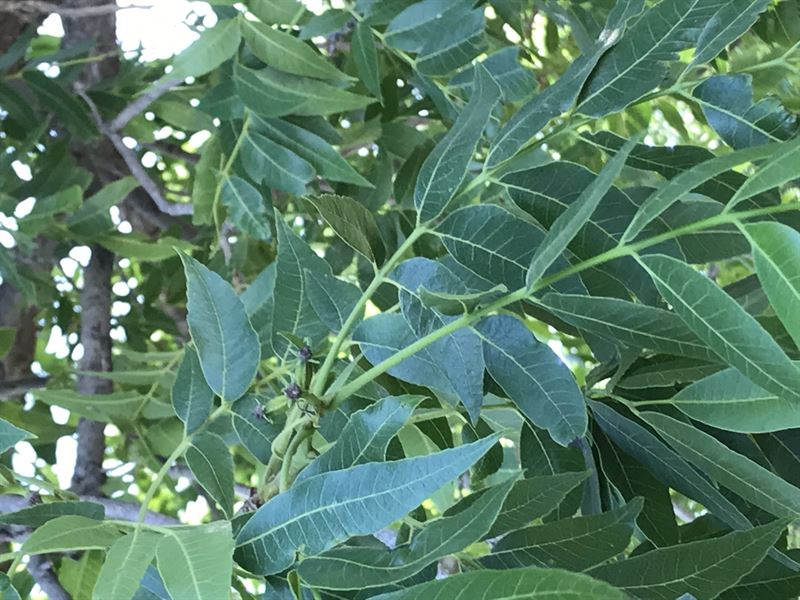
<box><xmin>220</xmin><ymin>175</ymin><xmax>272</xmax><ymax>240</ymax></box>
<box><xmin>185</xmin><ymin>431</ymin><xmax>235</xmax><ymax>519</ymax></box>
<box><xmin>306</xmin><ymin>194</ymin><xmax>384</xmax><ymax>263</ymax></box>
<box><xmin>0</xmin><ymin>418</ymin><xmax>33</xmax><ymax>454</ymax></box>
<box><xmin>171</xmin><ymin>346</ymin><xmax>214</xmax><ymax>435</ymax></box>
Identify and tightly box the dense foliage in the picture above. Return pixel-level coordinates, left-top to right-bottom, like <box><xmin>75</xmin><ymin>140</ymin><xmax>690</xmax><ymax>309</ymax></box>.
<box><xmin>1</xmin><ymin>0</ymin><xmax>800</xmax><ymax>598</ymax></box>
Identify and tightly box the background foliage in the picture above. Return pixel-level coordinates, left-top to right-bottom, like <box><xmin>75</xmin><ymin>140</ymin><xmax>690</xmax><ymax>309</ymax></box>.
<box><xmin>1</xmin><ymin>0</ymin><xmax>800</xmax><ymax>598</ymax></box>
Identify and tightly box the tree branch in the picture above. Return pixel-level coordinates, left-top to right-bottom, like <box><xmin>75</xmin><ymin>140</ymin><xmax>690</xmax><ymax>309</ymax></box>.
<box><xmin>28</xmin><ymin>555</ymin><xmax>71</xmax><ymax>600</ymax></box>
<box><xmin>111</xmin><ymin>78</ymin><xmax>181</xmax><ymax>132</ymax></box>
<box><xmin>77</xmin><ymin>88</ymin><xmax>193</xmax><ymax>217</ymax></box>
<box><xmin>1</xmin><ymin>1</ymin><xmax>154</xmax><ymax>18</ymax></box>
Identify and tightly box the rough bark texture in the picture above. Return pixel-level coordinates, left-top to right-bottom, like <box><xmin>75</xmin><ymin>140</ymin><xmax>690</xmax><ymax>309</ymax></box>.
<box><xmin>70</xmin><ymin>244</ymin><xmax>114</xmax><ymax>496</ymax></box>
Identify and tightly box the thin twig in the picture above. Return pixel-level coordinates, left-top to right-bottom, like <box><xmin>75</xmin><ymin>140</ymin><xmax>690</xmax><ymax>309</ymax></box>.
<box><xmin>1</xmin><ymin>1</ymin><xmax>154</xmax><ymax>17</ymax></box>
<box><xmin>111</xmin><ymin>78</ymin><xmax>181</xmax><ymax>132</ymax></box>
<box><xmin>76</xmin><ymin>87</ymin><xmax>193</xmax><ymax>217</ymax></box>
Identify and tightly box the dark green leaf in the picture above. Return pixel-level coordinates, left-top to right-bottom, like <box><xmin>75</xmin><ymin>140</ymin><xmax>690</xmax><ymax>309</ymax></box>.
<box><xmin>351</xmin><ymin>23</ymin><xmax>382</xmax><ymax>103</ymax></box>
<box><xmin>306</xmin><ymin>194</ymin><xmax>384</xmax><ymax>263</ymax></box>
<box><xmin>0</xmin><ymin>501</ymin><xmax>104</xmax><ymax>527</ymax></box>
<box><xmin>23</xmin><ymin>71</ymin><xmax>97</xmax><ymax>137</ymax></box>
<box><xmin>180</xmin><ymin>253</ymin><xmax>260</xmax><ymax>402</ymax></box>
<box><xmin>234</xmin><ymin>436</ymin><xmax>497</xmax><ymax>574</ymax></box>
<box><xmin>239</xmin><ymin>128</ymin><xmax>314</xmax><ymax>196</ymax></box>
<box><xmin>231</xmin><ymin>394</ymin><xmax>282</xmax><ymax>464</ymax></box>
<box><xmin>305</xmin><ymin>271</ymin><xmax>363</xmax><ymax>333</ymax></box>
<box><xmin>477</xmin><ymin>314</ymin><xmax>587</xmax><ymax>446</ymax></box>
<box><xmin>171</xmin><ymin>347</ymin><xmax>214</xmax><ymax>434</ymax></box>
<box><xmin>21</xmin><ymin>516</ymin><xmax>121</xmax><ymax>554</ymax></box>
<box><xmin>185</xmin><ymin>431</ymin><xmax>235</xmax><ymax>519</ymax></box>
<box><xmin>0</xmin><ymin>418</ymin><xmax>33</xmax><ymax>454</ymax></box>
<box><xmin>690</xmin><ymin>0</ymin><xmax>771</xmax><ymax>66</ymax></box>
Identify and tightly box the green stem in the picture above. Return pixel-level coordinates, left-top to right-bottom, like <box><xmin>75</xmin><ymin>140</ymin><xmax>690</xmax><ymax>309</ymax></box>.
<box><xmin>312</xmin><ymin>227</ymin><xmax>427</xmax><ymax>397</ymax></box>
<box><xmin>137</xmin><ymin>403</ymin><xmax>229</xmax><ymax>524</ymax></box>
<box><xmin>331</xmin><ymin>202</ymin><xmax>799</xmax><ymax>405</ymax></box>
<box><xmin>279</xmin><ymin>426</ymin><xmax>313</xmax><ymax>492</ymax></box>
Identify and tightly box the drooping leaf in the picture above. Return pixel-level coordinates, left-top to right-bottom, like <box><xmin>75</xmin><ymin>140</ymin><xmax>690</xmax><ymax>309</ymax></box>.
<box><xmin>167</xmin><ymin>17</ymin><xmax>241</xmax><ymax>81</ymax></box>
<box><xmin>745</xmin><ymin>222</ymin><xmax>800</xmax><ymax>349</ymax></box>
<box><xmin>297</xmin><ymin>477</ymin><xmax>515</xmax><ymax>589</ymax></box>
<box><xmin>589</xmin><ymin>520</ymin><xmax>788</xmax><ymax>600</ymax></box>
<box><xmin>239</xmin><ymin>128</ymin><xmax>314</xmax><ymax>196</ymax></box>
<box><xmin>254</xmin><ymin>117</ymin><xmax>372</xmax><ymax>187</ymax></box>
<box><xmin>241</xmin><ymin>19</ymin><xmax>349</xmax><ymax>81</ymax></box>
<box><xmin>231</xmin><ymin>394</ymin><xmax>283</xmax><ymax>464</ymax></box>
<box><xmin>297</xmin><ymin>395</ymin><xmax>422</xmax><ymax>483</ymax></box>
<box><xmin>371</xmin><ymin>568</ymin><xmax>627</xmax><ymax>600</ymax></box>
<box><xmin>477</xmin><ymin>314</ymin><xmax>587</xmax><ymax>446</ymax></box>
<box><xmin>351</xmin><ymin>22</ymin><xmax>382</xmax><ymax>103</ymax></box>
<box><xmin>0</xmin><ymin>417</ymin><xmax>33</xmax><ymax>454</ymax></box>
<box><xmin>306</xmin><ymin>194</ymin><xmax>384</xmax><ymax>263</ymax></box>
<box><xmin>156</xmin><ymin>521</ymin><xmax>234</xmax><ymax>600</ymax></box>
<box><xmin>220</xmin><ymin>176</ymin><xmax>272</xmax><ymax>240</ymax></box>
<box><xmin>578</xmin><ymin>0</ymin><xmax>727</xmax><ymax>117</ymax></box>
<box><xmin>0</xmin><ymin>501</ymin><xmax>103</xmax><ymax>528</ymax></box>
<box><xmin>526</xmin><ymin>135</ymin><xmax>639</xmax><ymax>288</ymax></box>
<box><xmin>34</xmin><ymin>390</ymin><xmax>145</xmax><ymax>421</ymax></box>
<box><xmin>638</xmin><ymin>254</ymin><xmax>800</xmax><ymax>403</ymax></box>
<box><xmin>414</xmin><ymin>63</ymin><xmax>500</xmax><ymax>224</ymax></box>
<box><xmin>185</xmin><ymin>431</ymin><xmax>235</xmax><ymax>519</ymax></box>
<box><xmin>642</xmin><ymin>412</ymin><xmax>800</xmax><ymax>519</ymax></box>
<box><xmin>171</xmin><ymin>346</ymin><xmax>214</xmax><ymax>435</ymax></box>
<box><xmin>234</xmin><ymin>436</ymin><xmax>497</xmax><ymax>574</ymax></box>
<box><xmin>541</xmin><ymin>293</ymin><xmax>719</xmax><ymax>362</ymax></box>
<box><xmin>668</xmin><ymin>366</ymin><xmax>800</xmax><ymax>433</ymax></box>
<box><xmin>692</xmin><ymin>74</ymin><xmax>799</xmax><ymax>149</ymax></box>
<box><xmin>92</xmin><ymin>530</ymin><xmax>161</xmax><ymax>600</ymax></box>
<box><xmin>690</xmin><ymin>0</ymin><xmax>771</xmax><ymax>66</ymax></box>
<box><xmin>67</xmin><ymin>177</ymin><xmax>139</xmax><ymax>236</ymax></box>
<box><xmin>270</xmin><ymin>213</ymin><xmax>333</xmax><ymax>357</ymax></box>
<box><xmin>487</xmin><ymin>0</ymin><xmax>645</xmax><ymax>166</ymax></box>
<box><xmin>21</xmin><ymin>516</ymin><xmax>121</xmax><ymax>555</ymax></box>
<box><xmin>180</xmin><ymin>253</ymin><xmax>261</xmax><ymax>402</ymax></box>
<box><xmin>482</xmin><ymin>499</ymin><xmax>641</xmax><ymax>571</ymax></box>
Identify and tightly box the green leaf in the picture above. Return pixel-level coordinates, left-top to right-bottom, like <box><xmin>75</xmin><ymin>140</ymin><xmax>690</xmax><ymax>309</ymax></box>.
<box><xmin>590</xmin><ymin>401</ymin><xmax>754</xmax><ymax>532</ymax></box>
<box><xmin>168</xmin><ymin>17</ymin><xmax>241</xmax><ymax>81</ymax></box>
<box><xmin>577</xmin><ymin>0</ymin><xmax>724</xmax><ymax>117</ymax></box>
<box><xmin>451</xmin><ymin>47</ymin><xmax>537</xmax><ymax>104</ymax></box>
<box><xmin>354</xmin><ymin>313</ymin><xmax>485</xmax><ymax>422</ymax></box>
<box><xmin>248</xmin><ymin>0</ymin><xmax>305</xmax><ymax>25</ymax></box>
<box><xmin>18</xmin><ymin>185</ymin><xmax>82</xmax><ymax>235</ymax></box>
<box><xmin>235</xmin><ymin>63</ymin><xmax>371</xmax><ymax>117</ymax></box>
<box><xmin>642</xmin><ymin>412</ymin><xmax>800</xmax><ymax>519</ymax></box>
<box><xmin>383</xmin><ymin>0</ymin><xmax>476</xmax><ymax>52</ymax></box>
<box><xmin>351</xmin><ymin>23</ymin><xmax>382</xmax><ymax>103</ymax></box>
<box><xmin>220</xmin><ymin>175</ymin><xmax>272</xmax><ymax>240</ymax></box>
<box><xmin>34</xmin><ymin>389</ymin><xmax>145</xmax><ymax>421</ymax></box>
<box><xmin>692</xmin><ymin>75</ymin><xmax>799</xmax><ymax>149</ymax></box>
<box><xmin>0</xmin><ymin>417</ymin><xmax>33</xmax><ymax>454</ymax></box>
<box><xmin>185</xmin><ymin>431</ymin><xmax>235</xmax><ymax>519</ymax></box>
<box><xmin>68</xmin><ymin>177</ymin><xmax>139</xmax><ymax>236</ymax></box>
<box><xmin>479</xmin><ymin>472</ymin><xmax>590</xmax><ymax>537</ymax></box>
<box><xmin>95</xmin><ymin>235</ymin><xmax>195</xmax><ymax>261</ymax></box>
<box><xmin>668</xmin><ymin>366</ymin><xmax>800</xmax><ymax>433</ymax></box>
<box><xmin>526</xmin><ymin>135</ymin><xmax>639</xmax><ymax>288</ymax></box>
<box><xmin>589</xmin><ymin>520</ymin><xmax>788</xmax><ymax>600</ymax></box>
<box><xmin>241</xmin><ymin>19</ymin><xmax>349</xmax><ymax>81</ymax></box>
<box><xmin>415</xmin><ymin>12</ymin><xmax>486</xmax><ymax>76</ymax></box>
<box><xmin>297</xmin><ymin>395</ymin><xmax>422</xmax><ymax>483</ymax></box>
<box><xmin>23</xmin><ymin>71</ymin><xmax>97</xmax><ymax>137</ymax></box>
<box><xmin>192</xmin><ymin>136</ymin><xmax>222</xmax><ymax>226</ymax></box>
<box><xmin>371</xmin><ymin>568</ymin><xmax>627</xmax><ymax>600</ymax></box>
<box><xmin>0</xmin><ymin>501</ymin><xmax>103</xmax><ymax>527</ymax></box>
<box><xmin>690</xmin><ymin>0</ymin><xmax>771</xmax><ymax>66</ymax></box>
<box><xmin>254</xmin><ymin>117</ymin><xmax>371</xmax><ymax>187</ymax></box>
<box><xmin>171</xmin><ymin>347</ymin><xmax>214</xmax><ymax>434</ymax></box>
<box><xmin>482</xmin><ymin>499</ymin><xmax>642</xmax><ymax>571</ymax></box>
<box><xmin>61</xmin><ymin>550</ymin><xmax>103</xmax><ymax>600</ymax></box>
<box><xmin>242</xmin><ymin>263</ymin><xmax>276</xmax><ymax>356</ymax></box>
<box><xmin>541</xmin><ymin>293</ymin><xmax>720</xmax><ymax>362</ymax></box>
<box><xmin>22</xmin><ymin>516</ymin><xmax>121</xmax><ymax>555</ymax></box>
<box><xmin>234</xmin><ymin>435</ymin><xmax>498</xmax><ymax>575</ymax></box>
<box><xmin>231</xmin><ymin>394</ymin><xmax>283</xmax><ymax>464</ymax></box>
<box><xmin>745</xmin><ymin>222</ymin><xmax>800</xmax><ymax>349</ymax></box>
<box><xmin>726</xmin><ymin>137</ymin><xmax>800</xmax><ymax>209</ymax></box>
<box><xmin>638</xmin><ymin>254</ymin><xmax>800</xmax><ymax>403</ymax></box>
<box><xmin>156</xmin><ymin>521</ymin><xmax>234</xmax><ymax>600</ymax></box>
<box><xmin>436</xmin><ymin>205</ymin><xmax>582</xmax><ymax>294</ymax></box>
<box><xmin>477</xmin><ymin>314</ymin><xmax>587</xmax><ymax>446</ymax></box>
<box><xmin>720</xmin><ymin>549</ymin><xmax>800</xmax><ymax>600</ymax></box>
<box><xmin>297</xmin><ymin>477</ymin><xmax>515</xmax><ymax>589</ymax></box>
<box><xmin>271</xmin><ymin>213</ymin><xmax>333</xmax><ymax>357</ymax></box>
<box><xmin>239</xmin><ymin>127</ymin><xmax>314</xmax><ymax>196</ymax></box>
<box><xmin>0</xmin><ymin>327</ymin><xmax>14</xmax><ymax>359</ymax></box>
<box><xmin>621</xmin><ymin>142</ymin><xmax>781</xmax><ymax>243</ymax></box>
<box><xmin>92</xmin><ymin>530</ymin><xmax>161</xmax><ymax>600</ymax></box>
<box><xmin>414</xmin><ymin>64</ymin><xmax>500</xmax><ymax>224</ymax></box>
<box><xmin>306</xmin><ymin>194</ymin><xmax>384</xmax><ymax>263</ymax></box>
<box><xmin>305</xmin><ymin>271</ymin><xmax>363</xmax><ymax>333</ymax></box>
<box><xmin>180</xmin><ymin>253</ymin><xmax>260</xmax><ymax>402</ymax></box>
